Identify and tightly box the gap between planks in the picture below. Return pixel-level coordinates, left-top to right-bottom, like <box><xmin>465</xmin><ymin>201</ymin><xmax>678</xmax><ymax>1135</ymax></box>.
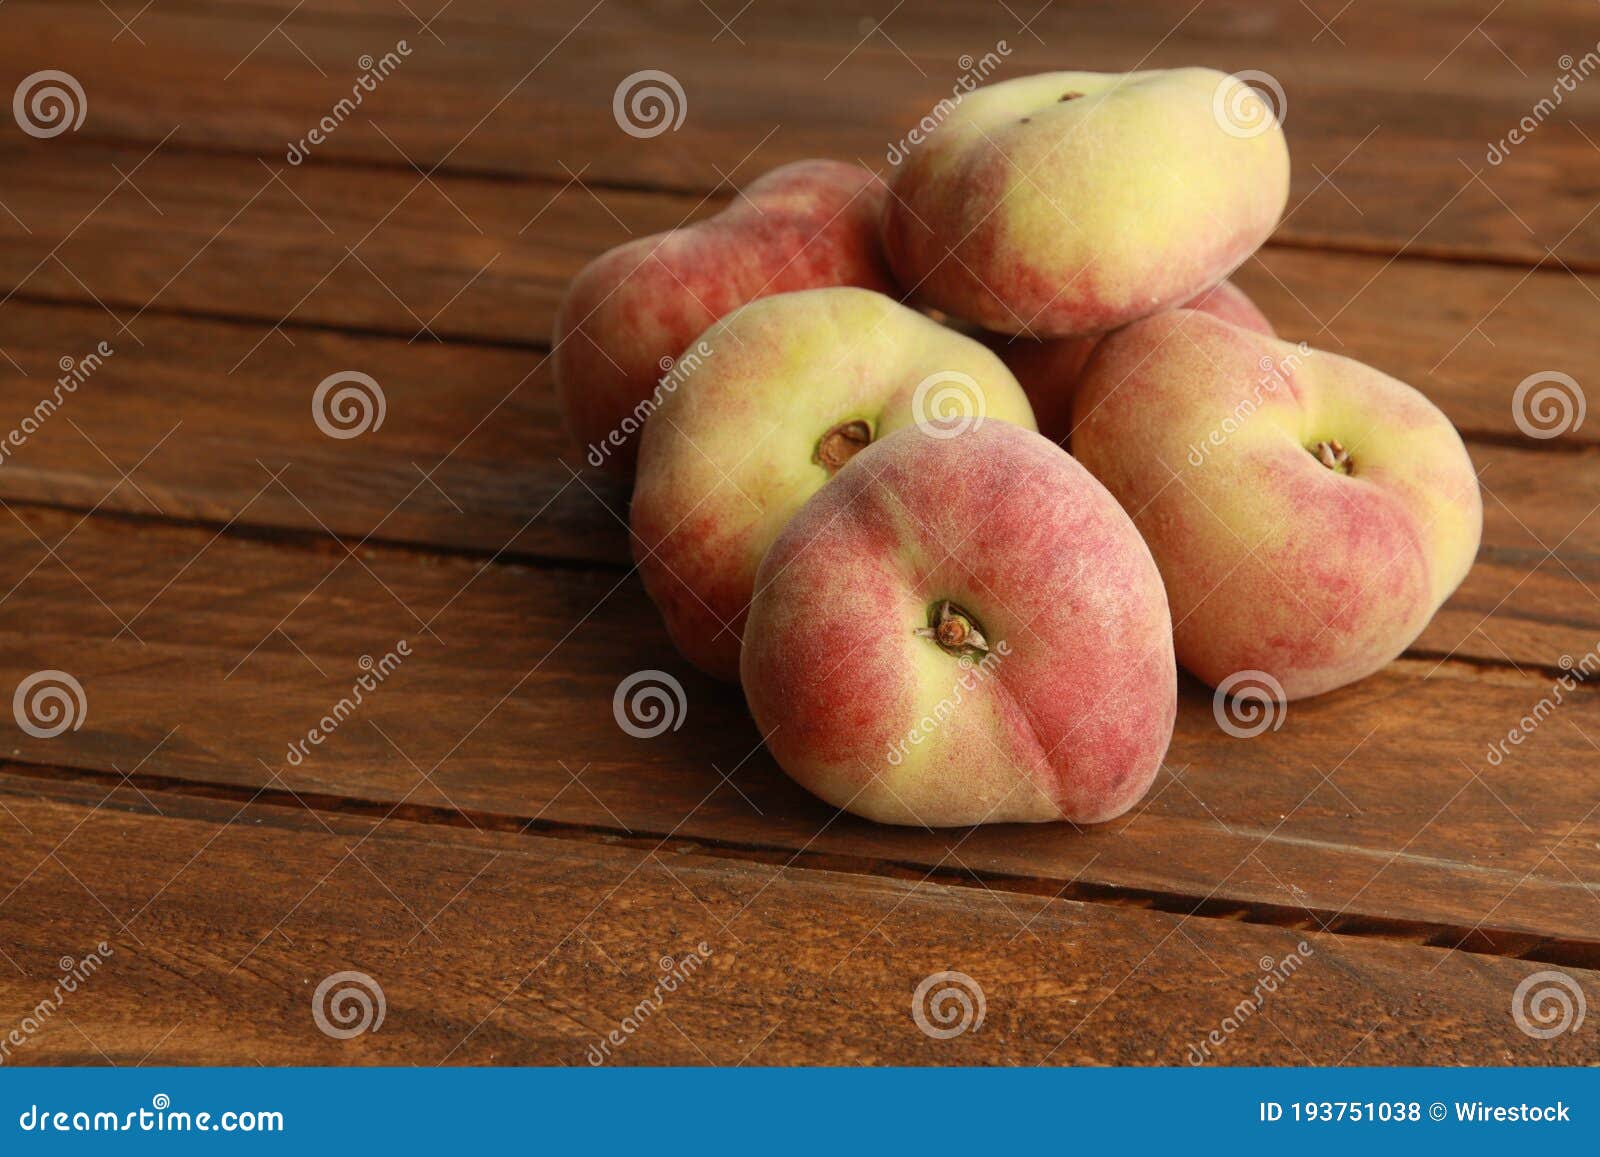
<box><xmin>0</xmin><ymin>485</ymin><xmax>1586</xmax><ymax>686</ymax></box>
<box><xmin>22</xmin><ymin>133</ymin><xmax>1600</xmax><ymax>281</ymax></box>
<box><xmin>3</xmin><ymin>753</ymin><xmax>1598</xmax><ymax>973</ymax></box>
<box><xmin>3</xmin><ymin>278</ymin><xmax>1585</xmax><ymax>463</ymax></box>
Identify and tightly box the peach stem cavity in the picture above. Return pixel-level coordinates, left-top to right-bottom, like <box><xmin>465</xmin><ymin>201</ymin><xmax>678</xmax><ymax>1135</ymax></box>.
<box><xmin>1309</xmin><ymin>438</ymin><xmax>1352</xmax><ymax>474</ymax></box>
<box><xmin>915</xmin><ymin>599</ymin><xmax>991</xmax><ymax>657</ymax></box>
<box><xmin>815</xmin><ymin>419</ymin><xmax>872</xmax><ymax>474</ymax></box>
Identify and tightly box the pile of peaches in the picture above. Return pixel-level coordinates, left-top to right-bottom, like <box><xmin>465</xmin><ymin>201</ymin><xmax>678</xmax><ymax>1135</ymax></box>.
<box><xmin>552</xmin><ymin>68</ymin><xmax>1482</xmax><ymax>829</ymax></box>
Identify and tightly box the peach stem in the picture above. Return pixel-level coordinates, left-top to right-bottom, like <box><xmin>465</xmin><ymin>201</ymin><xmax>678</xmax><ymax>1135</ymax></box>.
<box><xmin>1310</xmin><ymin>438</ymin><xmax>1352</xmax><ymax>474</ymax></box>
<box><xmin>914</xmin><ymin>599</ymin><xmax>991</xmax><ymax>656</ymax></box>
<box><xmin>815</xmin><ymin>420</ymin><xmax>872</xmax><ymax>474</ymax></box>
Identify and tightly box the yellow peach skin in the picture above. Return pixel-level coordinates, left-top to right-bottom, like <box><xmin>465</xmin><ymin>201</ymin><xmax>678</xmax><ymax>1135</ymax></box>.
<box><xmin>631</xmin><ymin>287</ymin><xmax>1035</xmax><ymax>681</ymax></box>
<box><xmin>1071</xmin><ymin>309</ymin><xmax>1482</xmax><ymax>700</ymax></box>
<box><xmin>884</xmin><ymin>69</ymin><xmax>1289</xmax><ymax>338</ymax></box>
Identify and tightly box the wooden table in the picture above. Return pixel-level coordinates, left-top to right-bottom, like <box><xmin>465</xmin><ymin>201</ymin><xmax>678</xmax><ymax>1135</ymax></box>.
<box><xmin>0</xmin><ymin>0</ymin><xmax>1596</xmax><ymax>1066</ymax></box>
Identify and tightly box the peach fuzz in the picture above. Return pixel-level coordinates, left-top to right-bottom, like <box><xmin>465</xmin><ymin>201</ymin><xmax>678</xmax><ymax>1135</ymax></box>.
<box><xmin>991</xmin><ymin>279</ymin><xmax>1273</xmax><ymax>443</ymax></box>
<box><xmin>1070</xmin><ymin>309</ymin><xmax>1482</xmax><ymax>700</ymax></box>
<box><xmin>630</xmin><ymin>287</ymin><xmax>1035</xmax><ymax>682</ymax></box>
<box><xmin>883</xmin><ymin>68</ymin><xmax>1289</xmax><ymax>338</ymax></box>
<box><xmin>740</xmin><ymin>420</ymin><xmax>1176</xmax><ymax>826</ymax></box>
<box><xmin>553</xmin><ymin>160</ymin><xmax>895</xmax><ymax>476</ymax></box>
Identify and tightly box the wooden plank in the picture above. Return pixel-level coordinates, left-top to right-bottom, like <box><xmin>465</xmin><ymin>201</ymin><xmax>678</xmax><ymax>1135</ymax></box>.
<box><xmin>0</xmin><ymin>288</ymin><xmax>1593</xmax><ymax>664</ymax></box>
<box><xmin>1427</xmin><ymin>549</ymin><xmax>1598</xmax><ymax>670</ymax></box>
<box><xmin>7</xmin><ymin>1</ymin><xmax>1600</xmax><ymax>262</ymax></box>
<box><xmin>0</xmin><ymin>772</ymin><xmax>1592</xmax><ymax>1064</ymax></box>
<box><xmin>0</xmin><ymin>300</ymin><xmax>630</xmax><ymax>566</ymax></box>
<box><xmin>0</xmin><ymin>507</ymin><xmax>1594</xmax><ymax>959</ymax></box>
<box><xmin>2</xmin><ymin>142</ymin><xmax>1596</xmax><ymax>450</ymax></box>
<box><xmin>0</xmin><ymin>139</ymin><xmax>585</xmax><ymax>351</ymax></box>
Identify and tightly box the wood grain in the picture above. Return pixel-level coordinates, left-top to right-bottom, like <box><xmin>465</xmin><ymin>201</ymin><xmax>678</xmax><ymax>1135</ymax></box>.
<box><xmin>1</xmin><ymin>771</ymin><xmax>1592</xmax><ymax>1065</ymax></box>
<box><xmin>8</xmin><ymin>1</ymin><xmax>1600</xmax><ymax>263</ymax></box>
<box><xmin>0</xmin><ymin>506</ymin><xmax>1594</xmax><ymax>960</ymax></box>
<box><xmin>0</xmin><ymin>298</ymin><xmax>624</xmax><ymax>566</ymax></box>
<box><xmin>2</xmin><ymin>141</ymin><xmax>1595</xmax><ymax>447</ymax></box>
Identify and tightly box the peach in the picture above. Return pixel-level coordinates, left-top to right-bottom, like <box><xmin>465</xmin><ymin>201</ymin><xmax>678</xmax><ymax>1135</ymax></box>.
<box><xmin>1070</xmin><ymin>308</ymin><xmax>1482</xmax><ymax>700</ymax></box>
<box><xmin>553</xmin><ymin>159</ymin><xmax>895</xmax><ymax>476</ymax></box>
<box><xmin>631</xmin><ymin>287</ymin><xmax>1034</xmax><ymax>681</ymax></box>
<box><xmin>740</xmin><ymin>420</ymin><xmax>1176</xmax><ymax>826</ymax></box>
<box><xmin>991</xmin><ymin>279</ymin><xmax>1273</xmax><ymax>443</ymax></box>
<box><xmin>883</xmin><ymin>69</ymin><xmax>1289</xmax><ymax>338</ymax></box>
